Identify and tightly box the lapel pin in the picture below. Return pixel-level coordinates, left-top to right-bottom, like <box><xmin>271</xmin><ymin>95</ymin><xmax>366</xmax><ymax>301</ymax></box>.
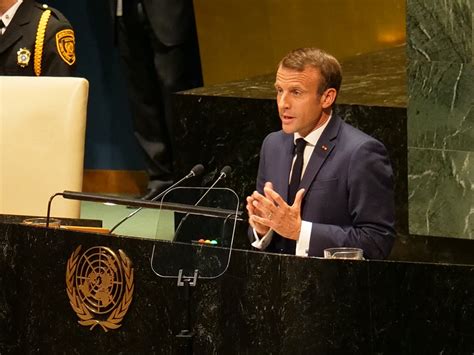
<box><xmin>321</xmin><ymin>144</ymin><xmax>328</xmax><ymax>151</ymax></box>
<box><xmin>17</xmin><ymin>48</ymin><xmax>31</xmax><ymax>67</ymax></box>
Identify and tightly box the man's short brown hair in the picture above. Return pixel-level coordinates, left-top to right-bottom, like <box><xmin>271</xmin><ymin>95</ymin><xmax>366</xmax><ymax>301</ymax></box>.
<box><xmin>278</xmin><ymin>47</ymin><xmax>342</xmax><ymax>95</ymax></box>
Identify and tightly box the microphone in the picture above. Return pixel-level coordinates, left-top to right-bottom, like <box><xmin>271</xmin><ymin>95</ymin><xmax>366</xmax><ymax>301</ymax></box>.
<box><xmin>219</xmin><ymin>165</ymin><xmax>232</xmax><ymax>179</ymax></box>
<box><xmin>109</xmin><ymin>164</ymin><xmax>204</xmax><ymax>234</ymax></box>
<box><xmin>197</xmin><ymin>166</ymin><xmax>231</xmax><ymax>204</ymax></box>
<box><xmin>148</xmin><ymin>163</ymin><xmax>204</xmax><ymax>203</ymax></box>
<box><xmin>173</xmin><ymin>165</ymin><xmax>232</xmax><ymax>241</ymax></box>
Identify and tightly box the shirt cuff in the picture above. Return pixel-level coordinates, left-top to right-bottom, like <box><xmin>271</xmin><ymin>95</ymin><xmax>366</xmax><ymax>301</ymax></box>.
<box><xmin>251</xmin><ymin>228</ymin><xmax>273</xmax><ymax>250</ymax></box>
<box><xmin>295</xmin><ymin>221</ymin><xmax>311</xmax><ymax>256</ymax></box>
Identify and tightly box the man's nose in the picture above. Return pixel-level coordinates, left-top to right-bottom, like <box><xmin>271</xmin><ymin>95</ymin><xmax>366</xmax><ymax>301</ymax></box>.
<box><xmin>278</xmin><ymin>93</ymin><xmax>290</xmax><ymax>109</ymax></box>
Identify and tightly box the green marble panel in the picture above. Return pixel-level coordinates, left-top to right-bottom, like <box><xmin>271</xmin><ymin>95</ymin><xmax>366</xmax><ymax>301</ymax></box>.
<box><xmin>407</xmin><ymin>0</ymin><xmax>472</xmax><ymax>63</ymax></box>
<box><xmin>186</xmin><ymin>46</ymin><xmax>408</xmax><ymax>108</ymax></box>
<box><xmin>408</xmin><ymin>147</ymin><xmax>473</xmax><ymax>238</ymax></box>
<box><xmin>408</xmin><ymin>60</ymin><xmax>474</xmax><ymax>151</ymax></box>
<box><xmin>472</xmin><ymin>2</ymin><xmax>474</xmax><ymax>61</ymax></box>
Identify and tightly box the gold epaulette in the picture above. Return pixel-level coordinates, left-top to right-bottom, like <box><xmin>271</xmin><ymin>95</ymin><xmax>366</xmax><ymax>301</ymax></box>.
<box><xmin>34</xmin><ymin>9</ymin><xmax>51</xmax><ymax>76</ymax></box>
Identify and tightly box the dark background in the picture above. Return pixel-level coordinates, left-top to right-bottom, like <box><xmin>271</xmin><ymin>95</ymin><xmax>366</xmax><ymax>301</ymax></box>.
<box><xmin>48</xmin><ymin>0</ymin><xmax>143</xmax><ymax>170</ymax></box>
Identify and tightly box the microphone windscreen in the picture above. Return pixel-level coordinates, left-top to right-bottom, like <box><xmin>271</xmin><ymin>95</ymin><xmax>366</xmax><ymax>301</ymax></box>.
<box><xmin>220</xmin><ymin>165</ymin><xmax>232</xmax><ymax>178</ymax></box>
<box><xmin>191</xmin><ymin>164</ymin><xmax>205</xmax><ymax>176</ymax></box>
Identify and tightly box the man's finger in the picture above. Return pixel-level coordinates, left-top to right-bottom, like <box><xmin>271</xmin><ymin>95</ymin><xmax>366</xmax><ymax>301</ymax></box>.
<box><xmin>246</xmin><ymin>203</ymin><xmax>254</xmax><ymax>214</ymax></box>
<box><xmin>252</xmin><ymin>192</ymin><xmax>274</xmax><ymax>210</ymax></box>
<box><xmin>264</xmin><ymin>181</ymin><xmax>273</xmax><ymax>190</ymax></box>
<box><xmin>263</xmin><ymin>185</ymin><xmax>286</xmax><ymax>207</ymax></box>
<box><xmin>251</xmin><ymin>214</ymin><xmax>272</xmax><ymax>228</ymax></box>
<box><xmin>263</xmin><ymin>182</ymin><xmax>275</xmax><ymax>201</ymax></box>
<box><xmin>292</xmin><ymin>188</ymin><xmax>305</xmax><ymax>208</ymax></box>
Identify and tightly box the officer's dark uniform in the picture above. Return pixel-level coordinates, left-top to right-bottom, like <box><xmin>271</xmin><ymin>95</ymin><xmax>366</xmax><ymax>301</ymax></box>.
<box><xmin>0</xmin><ymin>0</ymin><xmax>76</xmax><ymax>76</ymax></box>
<box><xmin>112</xmin><ymin>0</ymin><xmax>203</xmax><ymax>198</ymax></box>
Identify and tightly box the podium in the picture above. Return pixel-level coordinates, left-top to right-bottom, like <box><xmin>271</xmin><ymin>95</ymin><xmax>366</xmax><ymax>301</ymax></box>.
<box><xmin>1</xmin><ymin>218</ymin><xmax>474</xmax><ymax>353</ymax></box>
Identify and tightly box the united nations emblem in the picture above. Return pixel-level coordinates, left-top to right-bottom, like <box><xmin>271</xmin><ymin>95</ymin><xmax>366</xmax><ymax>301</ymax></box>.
<box><xmin>17</xmin><ymin>48</ymin><xmax>31</xmax><ymax>67</ymax></box>
<box><xmin>55</xmin><ymin>29</ymin><xmax>76</xmax><ymax>65</ymax></box>
<box><xmin>66</xmin><ymin>246</ymin><xmax>134</xmax><ymax>332</ymax></box>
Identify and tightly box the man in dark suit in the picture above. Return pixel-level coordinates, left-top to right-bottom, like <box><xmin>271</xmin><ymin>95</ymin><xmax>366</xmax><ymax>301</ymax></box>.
<box><xmin>112</xmin><ymin>0</ymin><xmax>203</xmax><ymax>199</ymax></box>
<box><xmin>0</xmin><ymin>0</ymin><xmax>76</xmax><ymax>76</ymax></box>
<box><xmin>246</xmin><ymin>48</ymin><xmax>395</xmax><ymax>259</ymax></box>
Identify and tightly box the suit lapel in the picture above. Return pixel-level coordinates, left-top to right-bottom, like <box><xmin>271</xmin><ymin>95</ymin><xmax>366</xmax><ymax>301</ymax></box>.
<box><xmin>299</xmin><ymin>115</ymin><xmax>342</xmax><ymax>192</ymax></box>
<box><xmin>0</xmin><ymin>0</ymin><xmax>33</xmax><ymax>54</ymax></box>
<box><xmin>274</xmin><ymin>134</ymin><xmax>294</xmax><ymax>203</ymax></box>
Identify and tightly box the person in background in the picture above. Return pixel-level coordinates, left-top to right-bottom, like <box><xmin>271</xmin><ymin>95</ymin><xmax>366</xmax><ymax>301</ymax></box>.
<box><xmin>0</xmin><ymin>0</ymin><xmax>76</xmax><ymax>76</ymax></box>
<box><xmin>111</xmin><ymin>0</ymin><xmax>203</xmax><ymax>200</ymax></box>
<box><xmin>246</xmin><ymin>47</ymin><xmax>395</xmax><ymax>259</ymax></box>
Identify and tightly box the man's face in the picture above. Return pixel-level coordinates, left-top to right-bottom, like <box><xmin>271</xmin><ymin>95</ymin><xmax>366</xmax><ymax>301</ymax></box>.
<box><xmin>0</xmin><ymin>0</ymin><xmax>17</xmax><ymax>10</ymax></box>
<box><xmin>274</xmin><ymin>65</ymin><xmax>327</xmax><ymax>137</ymax></box>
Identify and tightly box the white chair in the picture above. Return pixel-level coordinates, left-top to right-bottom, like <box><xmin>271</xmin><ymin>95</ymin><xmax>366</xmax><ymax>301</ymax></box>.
<box><xmin>0</xmin><ymin>76</ymin><xmax>89</xmax><ymax>218</ymax></box>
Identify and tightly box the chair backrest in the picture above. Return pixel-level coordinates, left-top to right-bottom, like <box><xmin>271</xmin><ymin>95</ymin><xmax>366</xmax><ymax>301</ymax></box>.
<box><xmin>0</xmin><ymin>76</ymin><xmax>89</xmax><ymax>218</ymax></box>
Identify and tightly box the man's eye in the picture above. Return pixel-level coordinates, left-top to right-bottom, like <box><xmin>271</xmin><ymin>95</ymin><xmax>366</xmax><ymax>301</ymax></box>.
<box><xmin>292</xmin><ymin>90</ymin><xmax>301</xmax><ymax>96</ymax></box>
<box><xmin>276</xmin><ymin>88</ymin><xmax>283</xmax><ymax>94</ymax></box>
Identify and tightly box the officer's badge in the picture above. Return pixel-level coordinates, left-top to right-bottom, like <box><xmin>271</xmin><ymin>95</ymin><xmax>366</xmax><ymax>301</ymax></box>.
<box><xmin>17</xmin><ymin>48</ymin><xmax>31</xmax><ymax>67</ymax></box>
<box><xmin>55</xmin><ymin>29</ymin><xmax>76</xmax><ymax>65</ymax></box>
<box><xmin>66</xmin><ymin>246</ymin><xmax>134</xmax><ymax>332</ymax></box>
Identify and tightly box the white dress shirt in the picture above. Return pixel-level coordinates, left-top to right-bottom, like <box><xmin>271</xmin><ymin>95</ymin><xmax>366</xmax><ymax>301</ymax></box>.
<box><xmin>252</xmin><ymin>113</ymin><xmax>333</xmax><ymax>256</ymax></box>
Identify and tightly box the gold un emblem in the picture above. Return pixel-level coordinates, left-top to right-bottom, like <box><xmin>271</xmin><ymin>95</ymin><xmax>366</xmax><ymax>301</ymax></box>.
<box><xmin>66</xmin><ymin>246</ymin><xmax>134</xmax><ymax>332</ymax></box>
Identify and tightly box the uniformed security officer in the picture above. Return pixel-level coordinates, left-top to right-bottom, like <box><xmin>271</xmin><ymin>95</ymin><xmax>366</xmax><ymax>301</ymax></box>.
<box><xmin>0</xmin><ymin>0</ymin><xmax>76</xmax><ymax>76</ymax></box>
<box><xmin>111</xmin><ymin>0</ymin><xmax>203</xmax><ymax>200</ymax></box>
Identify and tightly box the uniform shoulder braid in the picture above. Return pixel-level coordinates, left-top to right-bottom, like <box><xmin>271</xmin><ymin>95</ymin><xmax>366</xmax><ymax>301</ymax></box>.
<box><xmin>37</xmin><ymin>3</ymin><xmax>73</xmax><ymax>27</ymax></box>
<box><xmin>34</xmin><ymin>2</ymin><xmax>76</xmax><ymax>75</ymax></box>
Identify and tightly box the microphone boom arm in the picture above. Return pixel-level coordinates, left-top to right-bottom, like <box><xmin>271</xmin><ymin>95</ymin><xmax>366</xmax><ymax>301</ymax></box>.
<box><xmin>47</xmin><ymin>191</ymin><xmax>243</xmax><ymax>227</ymax></box>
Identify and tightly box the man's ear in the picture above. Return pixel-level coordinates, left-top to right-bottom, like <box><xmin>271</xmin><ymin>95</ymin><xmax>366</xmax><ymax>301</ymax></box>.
<box><xmin>321</xmin><ymin>88</ymin><xmax>337</xmax><ymax>108</ymax></box>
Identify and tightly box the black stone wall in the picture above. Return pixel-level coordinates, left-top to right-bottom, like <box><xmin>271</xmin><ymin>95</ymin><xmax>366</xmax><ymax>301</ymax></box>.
<box><xmin>1</xmin><ymin>223</ymin><xmax>474</xmax><ymax>354</ymax></box>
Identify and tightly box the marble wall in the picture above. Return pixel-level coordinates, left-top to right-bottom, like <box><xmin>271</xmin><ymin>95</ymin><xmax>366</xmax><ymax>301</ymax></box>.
<box><xmin>407</xmin><ymin>0</ymin><xmax>474</xmax><ymax>239</ymax></box>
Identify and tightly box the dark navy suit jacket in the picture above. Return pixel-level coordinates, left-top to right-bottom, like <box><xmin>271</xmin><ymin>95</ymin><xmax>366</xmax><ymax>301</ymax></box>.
<box><xmin>110</xmin><ymin>0</ymin><xmax>195</xmax><ymax>46</ymax></box>
<box><xmin>255</xmin><ymin>115</ymin><xmax>395</xmax><ymax>259</ymax></box>
<box><xmin>142</xmin><ymin>0</ymin><xmax>194</xmax><ymax>46</ymax></box>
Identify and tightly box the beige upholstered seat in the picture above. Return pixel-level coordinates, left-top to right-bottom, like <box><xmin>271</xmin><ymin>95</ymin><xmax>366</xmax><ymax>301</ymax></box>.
<box><xmin>0</xmin><ymin>76</ymin><xmax>89</xmax><ymax>218</ymax></box>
